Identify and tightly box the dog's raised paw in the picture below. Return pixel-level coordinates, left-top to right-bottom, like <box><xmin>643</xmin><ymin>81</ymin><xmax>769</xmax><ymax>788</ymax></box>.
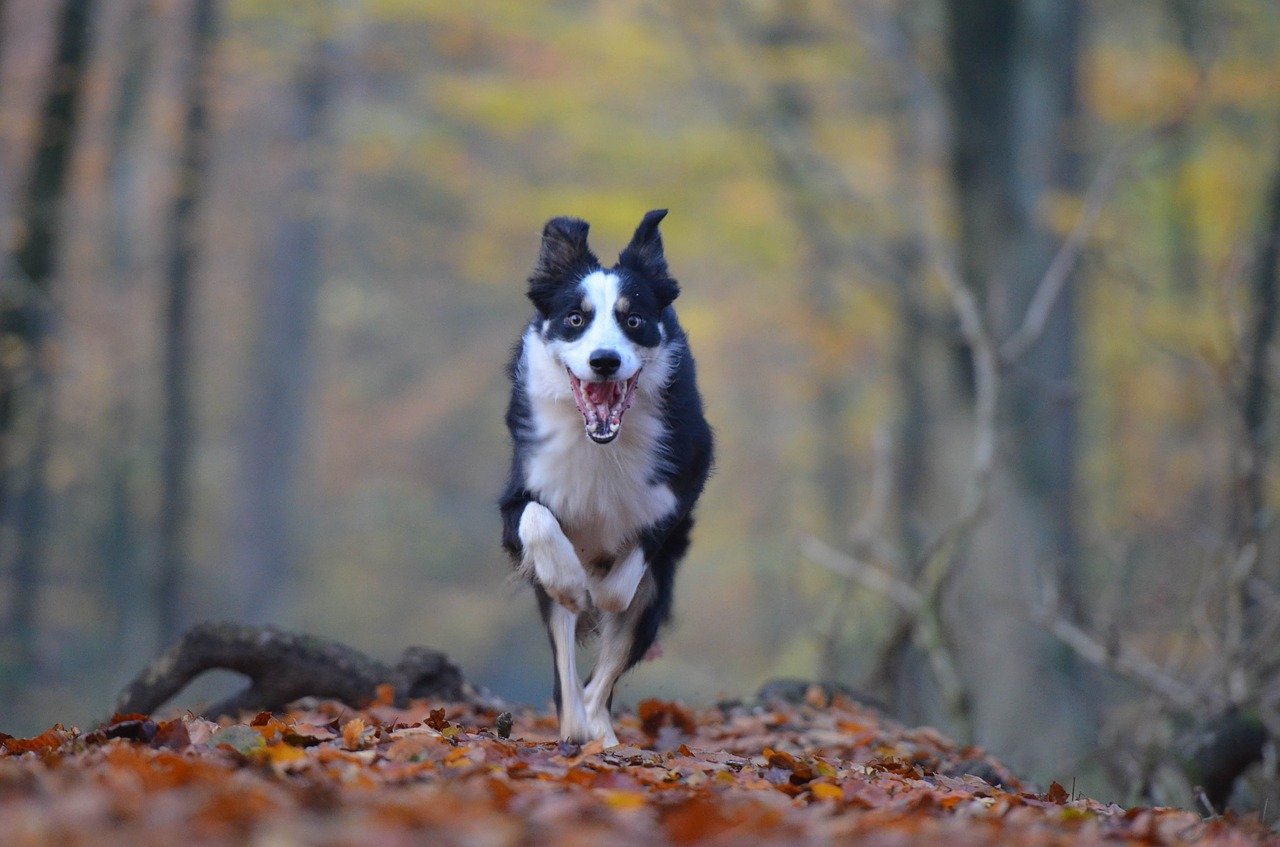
<box><xmin>545</xmin><ymin>576</ymin><xmax>589</xmax><ymax>613</ymax></box>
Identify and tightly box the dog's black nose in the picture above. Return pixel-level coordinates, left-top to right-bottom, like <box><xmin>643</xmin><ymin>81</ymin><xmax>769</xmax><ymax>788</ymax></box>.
<box><xmin>589</xmin><ymin>349</ymin><xmax>621</xmax><ymax>377</ymax></box>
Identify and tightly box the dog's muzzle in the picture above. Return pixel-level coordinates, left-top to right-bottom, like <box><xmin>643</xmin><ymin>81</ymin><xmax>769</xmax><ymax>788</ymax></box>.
<box><xmin>567</xmin><ymin>369</ymin><xmax>640</xmax><ymax>443</ymax></box>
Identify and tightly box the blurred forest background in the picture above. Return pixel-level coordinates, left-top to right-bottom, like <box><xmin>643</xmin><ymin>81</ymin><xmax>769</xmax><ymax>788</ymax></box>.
<box><xmin>1</xmin><ymin>0</ymin><xmax>1279</xmax><ymax>808</ymax></box>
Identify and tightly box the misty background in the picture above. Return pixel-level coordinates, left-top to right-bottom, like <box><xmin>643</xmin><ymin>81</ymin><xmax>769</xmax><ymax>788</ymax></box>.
<box><xmin>2</xmin><ymin>0</ymin><xmax>1279</xmax><ymax>809</ymax></box>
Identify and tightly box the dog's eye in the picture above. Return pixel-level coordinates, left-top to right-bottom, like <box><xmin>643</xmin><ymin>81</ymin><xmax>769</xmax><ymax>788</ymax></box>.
<box><xmin>565</xmin><ymin>312</ymin><xmax>584</xmax><ymax>328</ymax></box>
<box><xmin>625</xmin><ymin>314</ymin><xmax>643</xmax><ymax>330</ymax></box>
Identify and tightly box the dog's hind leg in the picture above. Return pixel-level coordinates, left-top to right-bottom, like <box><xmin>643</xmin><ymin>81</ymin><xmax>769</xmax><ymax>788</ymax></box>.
<box><xmin>583</xmin><ymin>568</ymin><xmax>655</xmax><ymax>747</ymax></box>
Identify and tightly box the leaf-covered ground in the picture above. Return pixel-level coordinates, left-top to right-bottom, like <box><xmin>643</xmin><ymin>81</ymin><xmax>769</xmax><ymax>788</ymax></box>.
<box><xmin>1</xmin><ymin>691</ymin><xmax>1274</xmax><ymax>846</ymax></box>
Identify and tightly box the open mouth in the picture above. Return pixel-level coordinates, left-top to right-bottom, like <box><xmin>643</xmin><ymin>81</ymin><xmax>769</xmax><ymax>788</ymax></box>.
<box><xmin>567</xmin><ymin>369</ymin><xmax>640</xmax><ymax>444</ymax></box>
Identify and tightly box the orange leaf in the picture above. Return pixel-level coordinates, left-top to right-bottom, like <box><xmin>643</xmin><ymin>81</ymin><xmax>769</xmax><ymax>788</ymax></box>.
<box><xmin>342</xmin><ymin>718</ymin><xmax>367</xmax><ymax>750</ymax></box>
<box><xmin>373</xmin><ymin>683</ymin><xmax>396</xmax><ymax>707</ymax></box>
<box><xmin>256</xmin><ymin>742</ymin><xmax>306</xmax><ymax>768</ymax></box>
<box><xmin>1</xmin><ymin>726</ymin><xmax>68</xmax><ymax>756</ymax></box>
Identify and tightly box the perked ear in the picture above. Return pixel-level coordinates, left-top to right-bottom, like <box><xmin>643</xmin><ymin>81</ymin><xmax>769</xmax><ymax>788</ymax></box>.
<box><xmin>528</xmin><ymin>216</ymin><xmax>599</xmax><ymax>314</ymax></box>
<box><xmin>619</xmin><ymin>209</ymin><xmax>680</xmax><ymax>308</ymax></box>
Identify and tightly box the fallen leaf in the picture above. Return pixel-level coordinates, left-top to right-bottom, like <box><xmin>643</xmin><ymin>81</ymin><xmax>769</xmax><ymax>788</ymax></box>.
<box><xmin>342</xmin><ymin>718</ymin><xmax>368</xmax><ymax>750</ymax></box>
<box><xmin>1046</xmin><ymin>781</ymin><xmax>1070</xmax><ymax>804</ymax></box>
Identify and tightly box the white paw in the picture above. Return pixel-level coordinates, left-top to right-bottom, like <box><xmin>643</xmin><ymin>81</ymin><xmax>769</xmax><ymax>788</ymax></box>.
<box><xmin>544</xmin><ymin>569</ymin><xmax>589</xmax><ymax>613</ymax></box>
<box><xmin>519</xmin><ymin>502</ymin><xmax>589</xmax><ymax>612</ymax></box>
<box><xmin>587</xmin><ymin>706</ymin><xmax>619</xmax><ymax>748</ymax></box>
<box><xmin>589</xmin><ymin>548</ymin><xmax>646</xmax><ymax>613</ymax></box>
<box><xmin>559</xmin><ymin>699</ymin><xmax>593</xmax><ymax>743</ymax></box>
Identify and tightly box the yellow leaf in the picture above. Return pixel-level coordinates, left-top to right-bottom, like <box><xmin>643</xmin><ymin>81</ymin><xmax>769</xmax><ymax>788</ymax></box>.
<box><xmin>811</xmin><ymin>782</ymin><xmax>844</xmax><ymax>801</ymax></box>
<box><xmin>601</xmin><ymin>790</ymin><xmax>647</xmax><ymax>810</ymax></box>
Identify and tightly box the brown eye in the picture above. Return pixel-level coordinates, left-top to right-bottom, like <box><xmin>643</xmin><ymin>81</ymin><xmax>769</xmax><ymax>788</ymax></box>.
<box><xmin>625</xmin><ymin>314</ymin><xmax>643</xmax><ymax>329</ymax></box>
<box><xmin>565</xmin><ymin>312</ymin><xmax>584</xmax><ymax>328</ymax></box>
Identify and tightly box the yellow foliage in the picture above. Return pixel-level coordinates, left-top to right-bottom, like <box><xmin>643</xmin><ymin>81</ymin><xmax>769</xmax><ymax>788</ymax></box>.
<box><xmin>1085</xmin><ymin>45</ymin><xmax>1199</xmax><ymax>125</ymax></box>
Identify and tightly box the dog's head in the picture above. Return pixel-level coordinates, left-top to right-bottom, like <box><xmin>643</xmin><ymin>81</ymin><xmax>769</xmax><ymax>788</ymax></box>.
<box><xmin>527</xmin><ymin>209</ymin><xmax>679</xmax><ymax>444</ymax></box>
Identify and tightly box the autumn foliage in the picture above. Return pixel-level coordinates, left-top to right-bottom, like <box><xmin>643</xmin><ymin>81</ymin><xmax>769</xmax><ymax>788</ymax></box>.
<box><xmin>1</xmin><ymin>693</ymin><xmax>1274</xmax><ymax>846</ymax></box>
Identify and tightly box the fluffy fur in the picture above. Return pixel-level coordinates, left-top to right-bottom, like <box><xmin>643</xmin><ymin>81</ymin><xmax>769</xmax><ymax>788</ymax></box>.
<box><xmin>500</xmin><ymin>209</ymin><xmax>713</xmax><ymax>746</ymax></box>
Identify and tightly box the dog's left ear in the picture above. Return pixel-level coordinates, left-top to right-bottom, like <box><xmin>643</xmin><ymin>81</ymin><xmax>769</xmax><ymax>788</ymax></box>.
<box><xmin>619</xmin><ymin>209</ymin><xmax>679</xmax><ymax>308</ymax></box>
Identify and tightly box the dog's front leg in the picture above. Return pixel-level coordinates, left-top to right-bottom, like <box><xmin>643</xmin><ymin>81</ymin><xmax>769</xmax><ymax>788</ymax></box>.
<box><xmin>518</xmin><ymin>502</ymin><xmax>588</xmax><ymax>612</ymax></box>
<box><xmin>548</xmin><ymin>602</ymin><xmax>591</xmax><ymax>742</ymax></box>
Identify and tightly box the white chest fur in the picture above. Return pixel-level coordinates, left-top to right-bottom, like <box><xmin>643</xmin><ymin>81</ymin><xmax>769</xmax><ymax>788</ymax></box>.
<box><xmin>520</xmin><ymin>330</ymin><xmax>676</xmax><ymax>562</ymax></box>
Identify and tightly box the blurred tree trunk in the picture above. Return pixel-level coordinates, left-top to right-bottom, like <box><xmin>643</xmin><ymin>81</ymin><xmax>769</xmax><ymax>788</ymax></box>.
<box><xmin>1005</xmin><ymin>0</ymin><xmax>1084</xmax><ymax>613</ymax></box>
<box><xmin>0</xmin><ymin>0</ymin><xmax>95</xmax><ymax>696</ymax></box>
<box><xmin>752</xmin><ymin>2</ymin><xmax>853</xmax><ymax>540</ymax></box>
<box><xmin>227</xmin><ymin>46</ymin><xmax>333</xmax><ymax>624</ymax></box>
<box><xmin>105</xmin><ymin>0</ymin><xmax>153</xmax><ymax>276</ymax></box>
<box><xmin>99</xmin><ymin>0</ymin><xmax>154</xmax><ymax>659</ymax></box>
<box><xmin>769</xmin><ymin>80</ymin><xmax>853</xmax><ymax>539</ymax></box>
<box><xmin>1234</xmin><ymin>144</ymin><xmax>1280</xmax><ymax>580</ymax></box>
<box><xmin>157</xmin><ymin>0</ymin><xmax>218</xmax><ymax>646</ymax></box>
<box><xmin>1164</xmin><ymin>0</ymin><xmax>1203</xmax><ymax>298</ymax></box>
<box><xmin>945</xmin><ymin>0</ymin><xmax>1094</xmax><ymax>767</ymax></box>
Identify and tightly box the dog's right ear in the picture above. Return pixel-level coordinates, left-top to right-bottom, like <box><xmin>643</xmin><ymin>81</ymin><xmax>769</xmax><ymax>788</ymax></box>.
<box><xmin>528</xmin><ymin>216</ymin><xmax>599</xmax><ymax>314</ymax></box>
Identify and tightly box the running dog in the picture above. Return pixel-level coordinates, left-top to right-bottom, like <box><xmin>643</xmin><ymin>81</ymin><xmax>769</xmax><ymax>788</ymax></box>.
<box><xmin>500</xmin><ymin>209</ymin><xmax>713</xmax><ymax>746</ymax></box>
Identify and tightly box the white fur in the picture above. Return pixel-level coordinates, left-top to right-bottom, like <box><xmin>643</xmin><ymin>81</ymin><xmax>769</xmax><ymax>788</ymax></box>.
<box><xmin>588</xmin><ymin>545</ymin><xmax>646</xmax><ymax>613</ymax></box>
<box><xmin>521</xmin><ymin>327</ymin><xmax>677</xmax><ymax>563</ymax></box>
<box><xmin>558</xmin><ymin>271</ymin><xmax>640</xmax><ymax>381</ymax></box>
<box><xmin>583</xmin><ymin>571</ymin><xmax>656</xmax><ymax>746</ymax></box>
<box><xmin>549</xmin><ymin>603</ymin><xmax>591</xmax><ymax>741</ymax></box>
<box><xmin>518</xmin><ymin>501</ymin><xmax>588</xmax><ymax>611</ymax></box>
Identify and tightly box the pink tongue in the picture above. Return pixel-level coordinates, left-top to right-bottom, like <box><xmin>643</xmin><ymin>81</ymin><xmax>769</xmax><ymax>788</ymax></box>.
<box><xmin>583</xmin><ymin>382</ymin><xmax>618</xmax><ymax>426</ymax></box>
<box><xmin>584</xmin><ymin>382</ymin><xmax>614</xmax><ymax>403</ymax></box>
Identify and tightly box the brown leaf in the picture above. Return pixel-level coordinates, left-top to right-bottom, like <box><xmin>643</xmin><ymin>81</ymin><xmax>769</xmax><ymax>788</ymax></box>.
<box><xmin>152</xmin><ymin>718</ymin><xmax>192</xmax><ymax>750</ymax></box>
<box><xmin>638</xmin><ymin>700</ymin><xmax>697</xmax><ymax>744</ymax></box>
<box><xmin>425</xmin><ymin>708</ymin><xmax>449</xmax><ymax>732</ymax></box>
<box><xmin>282</xmin><ymin>723</ymin><xmax>336</xmax><ymax>747</ymax></box>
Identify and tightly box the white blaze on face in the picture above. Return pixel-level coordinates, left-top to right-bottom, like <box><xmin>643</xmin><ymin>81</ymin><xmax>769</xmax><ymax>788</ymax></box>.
<box><xmin>559</xmin><ymin>271</ymin><xmax>640</xmax><ymax>382</ymax></box>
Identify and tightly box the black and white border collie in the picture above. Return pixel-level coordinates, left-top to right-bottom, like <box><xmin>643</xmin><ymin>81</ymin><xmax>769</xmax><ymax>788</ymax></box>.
<box><xmin>500</xmin><ymin>209</ymin><xmax>713</xmax><ymax>746</ymax></box>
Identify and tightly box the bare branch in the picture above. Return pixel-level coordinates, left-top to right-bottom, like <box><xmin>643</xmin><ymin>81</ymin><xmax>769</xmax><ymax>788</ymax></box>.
<box><xmin>802</xmin><ymin>535</ymin><xmax>922</xmax><ymax>614</ymax></box>
<box><xmin>1031</xmin><ymin>591</ymin><xmax>1202</xmax><ymax>711</ymax></box>
<box><xmin>1000</xmin><ymin>101</ymin><xmax>1202</xmax><ymax>363</ymax></box>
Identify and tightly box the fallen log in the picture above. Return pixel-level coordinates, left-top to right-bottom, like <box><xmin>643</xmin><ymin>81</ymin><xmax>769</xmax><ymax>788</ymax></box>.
<box><xmin>115</xmin><ymin>622</ymin><xmax>465</xmax><ymax>719</ymax></box>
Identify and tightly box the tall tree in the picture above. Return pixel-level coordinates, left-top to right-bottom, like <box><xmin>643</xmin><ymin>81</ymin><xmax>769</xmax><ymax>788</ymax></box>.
<box><xmin>1</xmin><ymin>0</ymin><xmax>96</xmax><ymax>693</ymax></box>
<box><xmin>945</xmin><ymin>0</ymin><xmax>1093</xmax><ymax>765</ymax></box>
<box><xmin>227</xmin><ymin>44</ymin><xmax>334</xmax><ymax>624</ymax></box>
<box><xmin>157</xmin><ymin>0</ymin><xmax>219</xmax><ymax>646</ymax></box>
<box><xmin>99</xmin><ymin>0</ymin><xmax>155</xmax><ymax>656</ymax></box>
